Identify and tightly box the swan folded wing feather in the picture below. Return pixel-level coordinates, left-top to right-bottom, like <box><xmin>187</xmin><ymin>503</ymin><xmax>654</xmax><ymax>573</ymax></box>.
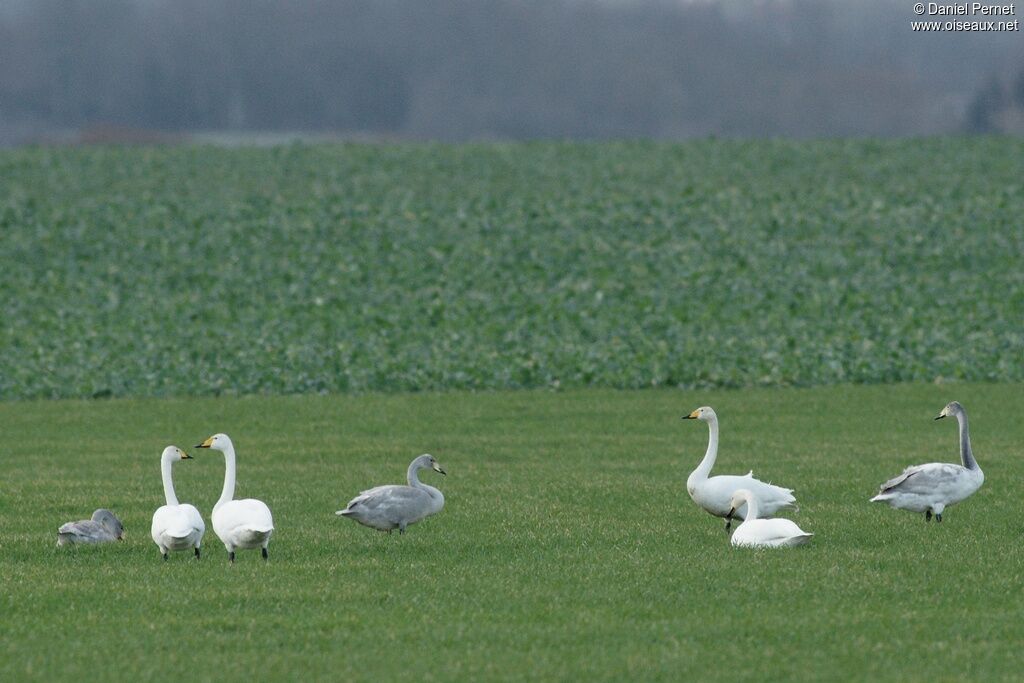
<box><xmin>58</xmin><ymin>520</ymin><xmax>104</xmax><ymax>538</ymax></box>
<box><xmin>698</xmin><ymin>474</ymin><xmax>796</xmax><ymax>518</ymax></box>
<box><xmin>734</xmin><ymin>519</ymin><xmax>812</xmax><ymax>546</ymax></box>
<box><xmin>154</xmin><ymin>508</ymin><xmax>194</xmax><ymax>538</ymax></box>
<box><xmin>216</xmin><ymin>498</ymin><xmax>273</xmax><ymax>533</ymax></box>
<box><xmin>878</xmin><ymin>463</ymin><xmax>964</xmax><ymax>494</ymax></box>
<box><xmin>348</xmin><ymin>485</ymin><xmax>430</xmax><ymax>512</ymax></box>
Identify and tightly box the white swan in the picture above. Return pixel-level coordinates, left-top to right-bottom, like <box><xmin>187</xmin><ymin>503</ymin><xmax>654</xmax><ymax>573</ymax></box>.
<box><xmin>196</xmin><ymin>433</ymin><xmax>274</xmax><ymax>563</ymax></box>
<box><xmin>150</xmin><ymin>446</ymin><xmax>205</xmax><ymax>560</ymax></box>
<box><xmin>728</xmin><ymin>489</ymin><xmax>813</xmax><ymax>548</ymax></box>
<box><xmin>684</xmin><ymin>406</ymin><xmax>797</xmax><ymax>531</ymax></box>
<box><xmin>336</xmin><ymin>454</ymin><xmax>446</xmax><ymax>534</ymax></box>
<box><xmin>57</xmin><ymin>509</ymin><xmax>124</xmax><ymax>545</ymax></box>
<box><xmin>870</xmin><ymin>401</ymin><xmax>984</xmax><ymax>522</ymax></box>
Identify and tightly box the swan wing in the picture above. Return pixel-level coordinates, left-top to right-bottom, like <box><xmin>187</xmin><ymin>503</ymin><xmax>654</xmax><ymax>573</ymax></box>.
<box><xmin>179</xmin><ymin>503</ymin><xmax>207</xmax><ymax>535</ymax></box>
<box><xmin>215</xmin><ymin>499</ymin><xmax>273</xmax><ymax>532</ymax></box>
<box><xmin>734</xmin><ymin>519</ymin><xmax>812</xmax><ymax>546</ymax></box>
<box><xmin>345</xmin><ymin>485</ymin><xmax>429</xmax><ymax>512</ymax></box>
<box><xmin>153</xmin><ymin>504</ymin><xmax>205</xmax><ymax>537</ymax></box>
<box><xmin>58</xmin><ymin>519</ymin><xmax>109</xmax><ymax>540</ymax></box>
<box><xmin>696</xmin><ymin>474</ymin><xmax>797</xmax><ymax>518</ymax></box>
<box><xmin>878</xmin><ymin>463</ymin><xmax>964</xmax><ymax>495</ymax></box>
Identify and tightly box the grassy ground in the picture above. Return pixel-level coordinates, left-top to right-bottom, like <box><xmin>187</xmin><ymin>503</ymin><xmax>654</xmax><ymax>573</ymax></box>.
<box><xmin>2</xmin><ymin>383</ymin><xmax>1022</xmax><ymax>682</ymax></box>
<box><xmin>2</xmin><ymin>139</ymin><xmax>1024</xmax><ymax>399</ymax></box>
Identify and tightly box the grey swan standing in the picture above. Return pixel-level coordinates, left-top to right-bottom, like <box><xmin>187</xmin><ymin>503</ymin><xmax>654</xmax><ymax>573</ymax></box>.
<box><xmin>870</xmin><ymin>401</ymin><xmax>984</xmax><ymax>522</ymax></box>
<box><xmin>336</xmin><ymin>454</ymin><xmax>446</xmax><ymax>534</ymax></box>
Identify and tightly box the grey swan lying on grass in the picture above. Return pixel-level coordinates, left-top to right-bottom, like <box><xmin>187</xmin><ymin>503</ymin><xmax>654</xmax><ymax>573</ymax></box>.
<box><xmin>57</xmin><ymin>509</ymin><xmax>124</xmax><ymax>546</ymax></box>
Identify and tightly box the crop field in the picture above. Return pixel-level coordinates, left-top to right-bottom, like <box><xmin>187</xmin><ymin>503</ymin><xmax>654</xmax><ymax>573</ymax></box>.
<box><xmin>1</xmin><ymin>139</ymin><xmax>1023</xmax><ymax>400</ymax></box>
<box><xmin>2</xmin><ymin>384</ymin><xmax>1024</xmax><ymax>682</ymax></box>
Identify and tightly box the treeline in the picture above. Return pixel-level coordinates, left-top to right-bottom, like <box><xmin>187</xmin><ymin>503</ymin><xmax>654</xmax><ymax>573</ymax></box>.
<box><xmin>1</xmin><ymin>0</ymin><xmax>1021</xmax><ymax>143</ymax></box>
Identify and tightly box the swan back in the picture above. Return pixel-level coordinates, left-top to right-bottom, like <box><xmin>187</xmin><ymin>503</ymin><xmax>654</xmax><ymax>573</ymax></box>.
<box><xmin>732</xmin><ymin>518</ymin><xmax>813</xmax><ymax>548</ymax></box>
<box><xmin>57</xmin><ymin>509</ymin><xmax>124</xmax><ymax>545</ymax></box>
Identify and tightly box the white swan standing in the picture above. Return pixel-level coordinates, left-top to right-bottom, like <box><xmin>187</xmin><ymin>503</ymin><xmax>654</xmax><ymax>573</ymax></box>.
<box><xmin>196</xmin><ymin>434</ymin><xmax>274</xmax><ymax>563</ymax></box>
<box><xmin>57</xmin><ymin>509</ymin><xmax>124</xmax><ymax>546</ymax></box>
<box><xmin>683</xmin><ymin>406</ymin><xmax>797</xmax><ymax>531</ymax></box>
<box><xmin>728</xmin><ymin>489</ymin><xmax>813</xmax><ymax>548</ymax></box>
<box><xmin>336</xmin><ymin>454</ymin><xmax>446</xmax><ymax>534</ymax></box>
<box><xmin>870</xmin><ymin>401</ymin><xmax>984</xmax><ymax>522</ymax></box>
<box><xmin>150</xmin><ymin>446</ymin><xmax>205</xmax><ymax>560</ymax></box>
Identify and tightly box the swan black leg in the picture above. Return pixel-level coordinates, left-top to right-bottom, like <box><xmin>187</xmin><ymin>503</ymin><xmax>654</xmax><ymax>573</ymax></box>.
<box><xmin>163</xmin><ymin>552</ymin><xmax>168</xmax><ymax>561</ymax></box>
<box><xmin>724</xmin><ymin>517</ymin><xmax>732</xmax><ymax>533</ymax></box>
<box><xmin>262</xmin><ymin>547</ymin><xmax>269</xmax><ymax>561</ymax></box>
<box><xmin>936</xmin><ymin>514</ymin><xmax>943</xmax><ymax>523</ymax></box>
<box><xmin>194</xmin><ymin>547</ymin><xmax>201</xmax><ymax>560</ymax></box>
<box><xmin>925</xmin><ymin>511</ymin><xmax>932</xmax><ymax>522</ymax></box>
<box><xmin>228</xmin><ymin>551</ymin><xmax>235</xmax><ymax>564</ymax></box>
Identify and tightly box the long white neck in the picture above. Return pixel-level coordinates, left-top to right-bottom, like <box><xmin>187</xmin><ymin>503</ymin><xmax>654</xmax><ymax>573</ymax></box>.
<box><xmin>955</xmin><ymin>411</ymin><xmax>978</xmax><ymax>471</ymax></box>
<box><xmin>160</xmin><ymin>456</ymin><xmax>179</xmax><ymax>506</ymax></box>
<box><xmin>216</xmin><ymin>443</ymin><xmax>237</xmax><ymax>510</ymax></box>
<box><xmin>689</xmin><ymin>416</ymin><xmax>719</xmax><ymax>483</ymax></box>
<box><xmin>742</xmin><ymin>492</ymin><xmax>761</xmax><ymax>520</ymax></box>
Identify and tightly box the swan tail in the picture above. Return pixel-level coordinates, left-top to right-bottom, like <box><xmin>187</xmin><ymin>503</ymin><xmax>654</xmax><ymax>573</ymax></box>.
<box><xmin>237</xmin><ymin>525</ymin><xmax>274</xmax><ymax>544</ymax></box>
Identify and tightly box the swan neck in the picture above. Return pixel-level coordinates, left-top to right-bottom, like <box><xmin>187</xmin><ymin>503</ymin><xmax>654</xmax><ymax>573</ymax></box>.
<box><xmin>956</xmin><ymin>412</ymin><xmax>977</xmax><ymax>470</ymax></box>
<box><xmin>407</xmin><ymin>462</ymin><xmax>424</xmax><ymax>488</ymax></box>
<box><xmin>692</xmin><ymin>417</ymin><xmax>719</xmax><ymax>480</ymax></box>
<box><xmin>216</xmin><ymin>444</ymin><xmax>237</xmax><ymax>509</ymax></box>
<box><xmin>743</xmin><ymin>493</ymin><xmax>761</xmax><ymax>520</ymax></box>
<box><xmin>160</xmin><ymin>456</ymin><xmax>179</xmax><ymax>506</ymax></box>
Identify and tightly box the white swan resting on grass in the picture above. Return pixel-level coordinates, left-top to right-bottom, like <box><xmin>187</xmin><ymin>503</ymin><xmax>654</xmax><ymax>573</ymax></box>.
<box><xmin>728</xmin><ymin>489</ymin><xmax>813</xmax><ymax>548</ymax></box>
<box><xmin>57</xmin><ymin>509</ymin><xmax>124</xmax><ymax>546</ymax></box>
<box><xmin>150</xmin><ymin>445</ymin><xmax>205</xmax><ymax>560</ymax></box>
<box><xmin>870</xmin><ymin>401</ymin><xmax>984</xmax><ymax>522</ymax></box>
<box><xmin>683</xmin><ymin>406</ymin><xmax>797</xmax><ymax>531</ymax></box>
<box><xmin>196</xmin><ymin>433</ymin><xmax>274</xmax><ymax>563</ymax></box>
<box><xmin>336</xmin><ymin>454</ymin><xmax>446</xmax><ymax>534</ymax></box>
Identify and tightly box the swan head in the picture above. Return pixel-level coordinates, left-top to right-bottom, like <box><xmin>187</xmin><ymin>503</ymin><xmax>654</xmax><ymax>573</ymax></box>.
<box><xmin>161</xmin><ymin>445</ymin><xmax>192</xmax><ymax>462</ymax></box>
<box><xmin>413</xmin><ymin>454</ymin><xmax>446</xmax><ymax>476</ymax></box>
<box><xmin>195</xmin><ymin>433</ymin><xmax>233</xmax><ymax>451</ymax></box>
<box><xmin>727</xmin><ymin>489</ymin><xmax>753</xmax><ymax>518</ymax></box>
<box><xmin>935</xmin><ymin>401</ymin><xmax>964</xmax><ymax>420</ymax></box>
<box><xmin>683</xmin><ymin>406</ymin><xmax>717</xmax><ymax>422</ymax></box>
<box><xmin>91</xmin><ymin>508</ymin><xmax>124</xmax><ymax>540</ymax></box>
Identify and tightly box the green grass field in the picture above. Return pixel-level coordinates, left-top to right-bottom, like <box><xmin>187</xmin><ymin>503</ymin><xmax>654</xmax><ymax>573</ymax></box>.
<box><xmin>3</xmin><ymin>384</ymin><xmax>1023</xmax><ymax>681</ymax></box>
<box><xmin>2</xmin><ymin>139</ymin><xmax>1023</xmax><ymax>399</ymax></box>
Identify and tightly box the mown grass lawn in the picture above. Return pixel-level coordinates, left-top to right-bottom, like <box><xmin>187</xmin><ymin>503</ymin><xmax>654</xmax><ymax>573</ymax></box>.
<box><xmin>2</xmin><ymin>383</ymin><xmax>1022</xmax><ymax>681</ymax></box>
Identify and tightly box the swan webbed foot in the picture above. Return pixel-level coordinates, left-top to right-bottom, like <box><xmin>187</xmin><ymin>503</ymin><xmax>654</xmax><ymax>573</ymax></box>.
<box><xmin>925</xmin><ymin>511</ymin><xmax>932</xmax><ymax>522</ymax></box>
<box><xmin>228</xmin><ymin>551</ymin><xmax>235</xmax><ymax>564</ymax></box>
<box><xmin>162</xmin><ymin>553</ymin><xmax>168</xmax><ymax>561</ymax></box>
<box><xmin>261</xmin><ymin>547</ymin><xmax>269</xmax><ymax>561</ymax></box>
<box><xmin>194</xmin><ymin>547</ymin><xmax>201</xmax><ymax>560</ymax></box>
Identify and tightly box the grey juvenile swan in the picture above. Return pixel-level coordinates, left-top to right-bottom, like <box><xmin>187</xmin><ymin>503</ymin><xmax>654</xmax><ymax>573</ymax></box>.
<box><xmin>870</xmin><ymin>401</ymin><xmax>984</xmax><ymax>522</ymax></box>
<box><xmin>336</xmin><ymin>454</ymin><xmax>446</xmax><ymax>534</ymax></box>
<box><xmin>57</xmin><ymin>509</ymin><xmax>124</xmax><ymax>545</ymax></box>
